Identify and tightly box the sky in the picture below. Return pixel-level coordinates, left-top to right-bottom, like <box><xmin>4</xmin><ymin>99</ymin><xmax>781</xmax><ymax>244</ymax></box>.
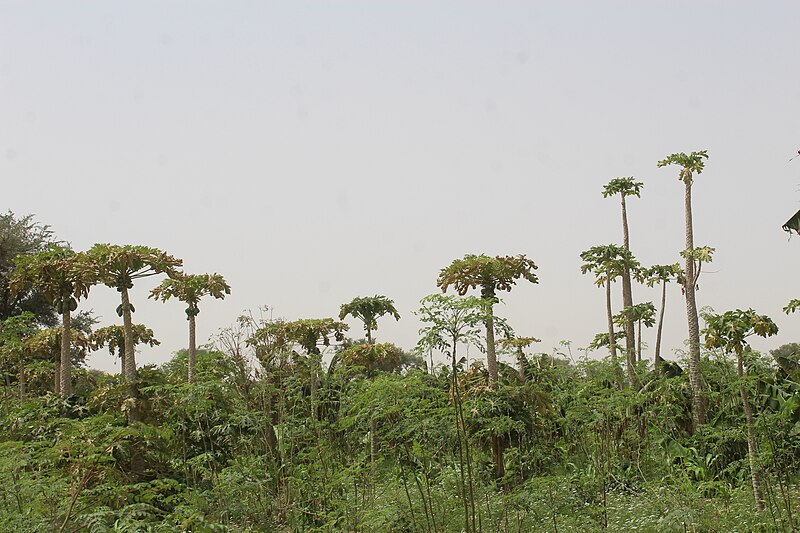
<box><xmin>1</xmin><ymin>1</ymin><xmax>799</xmax><ymax>372</ymax></box>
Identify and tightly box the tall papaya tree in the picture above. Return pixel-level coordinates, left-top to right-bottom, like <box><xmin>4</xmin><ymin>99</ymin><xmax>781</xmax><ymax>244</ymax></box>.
<box><xmin>658</xmin><ymin>150</ymin><xmax>709</xmax><ymax>428</ymax></box>
<box><xmin>150</xmin><ymin>272</ymin><xmax>230</xmax><ymax>383</ymax></box>
<box><xmin>615</xmin><ymin>302</ymin><xmax>656</xmax><ymax>363</ymax></box>
<box><xmin>602</xmin><ymin>178</ymin><xmax>643</xmax><ymax>377</ymax></box>
<box><xmin>437</xmin><ymin>254</ymin><xmax>538</xmax><ymax>385</ymax></box>
<box><xmin>437</xmin><ymin>254</ymin><xmax>536</xmax><ymax>482</ymax></box>
<box><xmin>338</xmin><ymin>295</ymin><xmax>400</xmax><ymax>345</ymax></box>
<box><xmin>10</xmin><ymin>245</ymin><xmax>96</xmax><ymax>397</ymax></box>
<box><xmin>703</xmin><ymin>309</ymin><xmax>778</xmax><ymax>512</ymax></box>
<box><xmin>87</xmin><ymin>244</ymin><xmax>181</xmax><ymax>422</ymax></box>
<box><xmin>638</xmin><ymin>263</ymin><xmax>681</xmax><ymax>369</ymax></box>
<box><xmin>580</xmin><ymin>244</ymin><xmax>639</xmax><ymax>385</ymax></box>
<box><xmin>24</xmin><ymin>326</ymin><xmax>90</xmax><ymax>394</ymax></box>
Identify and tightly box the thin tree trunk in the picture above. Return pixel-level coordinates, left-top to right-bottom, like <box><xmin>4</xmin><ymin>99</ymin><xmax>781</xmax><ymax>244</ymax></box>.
<box><xmin>310</xmin><ymin>355</ymin><xmax>319</xmax><ymax>421</ymax></box>
<box><xmin>451</xmin><ymin>339</ymin><xmax>473</xmax><ymax>533</ymax></box>
<box><xmin>366</xmin><ymin>326</ymin><xmax>373</xmax><ymax>345</ymax></box>
<box><xmin>120</xmin><ymin>287</ymin><xmax>141</xmax><ymax>423</ymax></box>
<box><xmin>620</xmin><ymin>196</ymin><xmax>636</xmax><ymax>387</ymax></box>
<box><xmin>188</xmin><ymin>314</ymin><xmax>196</xmax><ymax>384</ymax></box>
<box><xmin>606</xmin><ymin>280</ymin><xmax>617</xmax><ymax>358</ymax></box>
<box><xmin>485</xmin><ymin>309</ymin><xmax>498</xmax><ymax>384</ymax></box>
<box><xmin>54</xmin><ymin>355</ymin><xmax>60</xmax><ymax>395</ymax></box>
<box><xmin>684</xmin><ymin>181</ymin><xmax>705</xmax><ymax>427</ymax></box>
<box><xmin>60</xmin><ymin>309</ymin><xmax>72</xmax><ymax>397</ymax></box>
<box><xmin>654</xmin><ymin>280</ymin><xmax>667</xmax><ymax>372</ymax></box>
<box><xmin>637</xmin><ymin>319</ymin><xmax>642</xmax><ymax>363</ymax></box>
<box><xmin>18</xmin><ymin>358</ymin><xmax>26</xmax><ymax>400</ymax></box>
<box><xmin>738</xmin><ymin>349</ymin><xmax>765</xmax><ymax>511</ymax></box>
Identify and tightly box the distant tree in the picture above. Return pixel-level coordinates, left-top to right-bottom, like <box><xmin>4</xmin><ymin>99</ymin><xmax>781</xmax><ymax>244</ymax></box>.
<box><xmin>580</xmin><ymin>244</ymin><xmax>639</xmax><ymax>385</ymax></box>
<box><xmin>437</xmin><ymin>254</ymin><xmax>538</xmax><ymax>385</ymax></box>
<box><xmin>602</xmin><ymin>177</ymin><xmax>643</xmax><ymax>378</ymax></box>
<box><xmin>638</xmin><ymin>263</ymin><xmax>682</xmax><ymax>369</ymax></box>
<box><xmin>87</xmin><ymin>244</ymin><xmax>181</xmax><ymax>421</ymax></box>
<box><xmin>0</xmin><ymin>212</ymin><xmax>57</xmax><ymax>326</ymax></box>
<box><xmin>10</xmin><ymin>245</ymin><xmax>96</xmax><ymax>397</ymax></box>
<box><xmin>658</xmin><ymin>149</ymin><xmax>709</xmax><ymax>428</ymax></box>
<box><xmin>704</xmin><ymin>309</ymin><xmax>778</xmax><ymax>512</ymax></box>
<box><xmin>615</xmin><ymin>302</ymin><xmax>656</xmax><ymax>363</ymax></box>
<box><xmin>338</xmin><ymin>342</ymin><xmax>406</xmax><ymax>375</ymax></box>
<box><xmin>497</xmin><ymin>336</ymin><xmax>541</xmax><ymax>383</ymax></box>
<box><xmin>338</xmin><ymin>295</ymin><xmax>400</xmax><ymax>344</ymax></box>
<box><xmin>150</xmin><ymin>272</ymin><xmax>230</xmax><ymax>383</ymax></box>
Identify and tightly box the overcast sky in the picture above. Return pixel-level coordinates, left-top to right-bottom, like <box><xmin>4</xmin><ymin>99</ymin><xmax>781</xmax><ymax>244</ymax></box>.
<box><xmin>2</xmin><ymin>1</ymin><xmax>799</xmax><ymax>373</ymax></box>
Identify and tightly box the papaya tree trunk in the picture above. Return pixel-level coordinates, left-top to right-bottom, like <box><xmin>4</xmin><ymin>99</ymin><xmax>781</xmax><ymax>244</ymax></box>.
<box><xmin>485</xmin><ymin>308</ymin><xmax>498</xmax><ymax>384</ymax></box>
<box><xmin>654</xmin><ymin>280</ymin><xmax>667</xmax><ymax>371</ymax></box>
<box><xmin>120</xmin><ymin>286</ymin><xmax>141</xmax><ymax>423</ymax></box>
<box><xmin>60</xmin><ymin>309</ymin><xmax>72</xmax><ymax>398</ymax></box>
<box><xmin>18</xmin><ymin>356</ymin><xmax>26</xmax><ymax>400</ymax></box>
<box><xmin>620</xmin><ymin>195</ymin><xmax>636</xmax><ymax>387</ymax></box>
<box><xmin>738</xmin><ymin>349</ymin><xmax>765</xmax><ymax>511</ymax></box>
<box><xmin>54</xmin><ymin>355</ymin><xmax>60</xmax><ymax>395</ymax></box>
<box><xmin>637</xmin><ymin>319</ymin><xmax>642</xmax><ymax>363</ymax></box>
<box><xmin>310</xmin><ymin>355</ymin><xmax>319</xmax><ymax>421</ymax></box>
<box><xmin>684</xmin><ymin>181</ymin><xmax>705</xmax><ymax>427</ymax></box>
<box><xmin>606</xmin><ymin>280</ymin><xmax>617</xmax><ymax>358</ymax></box>
<box><xmin>188</xmin><ymin>313</ymin><xmax>196</xmax><ymax>384</ymax></box>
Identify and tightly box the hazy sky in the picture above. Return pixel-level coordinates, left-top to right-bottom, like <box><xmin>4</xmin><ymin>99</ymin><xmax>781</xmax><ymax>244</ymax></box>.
<box><xmin>2</xmin><ymin>1</ymin><xmax>799</xmax><ymax>372</ymax></box>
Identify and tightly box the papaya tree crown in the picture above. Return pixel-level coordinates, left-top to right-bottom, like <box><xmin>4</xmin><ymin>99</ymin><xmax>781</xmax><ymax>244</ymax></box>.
<box><xmin>437</xmin><ymin>254</ymin><xmax>538</xmax><ymax>301</ymax></box>
<box><xmin>602</xmin><ymin>177</ymin><xmax>643</xmax><ymax>199</ymax></box>
<box><xmin>87</xmin><ymin>244</ymin><xmax>182</xmax><ymax>290</ymax></box>
<box><xmin>657</xmin><ymin>150</ymin><xmax>708</xmax><ymax>184</ymax></box>
<box><xmin>703</xmin><ymin>308</ymin><xmax>778</xmax><ymax>355</ymax></box>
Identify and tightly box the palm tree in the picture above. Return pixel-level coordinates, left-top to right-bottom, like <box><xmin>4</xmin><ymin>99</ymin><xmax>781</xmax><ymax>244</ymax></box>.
<box><xmin>87</xmin><ymin>244</ymin><xmax>181</xmax><ymax>422</ymax></box>
<box><xmin>703</xmin><ymin>309</ymin><xmax>778</xmax><ymax>512</ymax></box>
<box><xmin>602</xmin><ymin>178</ymin><xmax>643</xmax><ymax>378</ymax></box>
<box><xmin>658</xmin><ymin>150</ymin><xmax>709</xmax><ymax>428</ymax></box>
<box><xmin>580</xmin><ymin>244</ymin><xmax>639</xmax><ymax>385</ymax></box>
<box><xmin>150</xmin><ymin>272</ymin><xmax>230</xmax><ymax>383</ymax></box>
<box><xmin>10</xmin><ymin>245</ymin><xmax>96</xmax><ymax>397</ymax></box>
<box><xmin>638</xmin><ymin>263</ymin><xmax>681</xmax><ymax>370</ymax></box>
<box><xmin>338</xmin><ymin>295</ymin><xmax>400</xmax><ymax>344</ymax></box>
<box><xmin>437</xmin><ymin>254</ymin><xmax>538</xmax><ymax>385</ymax></box>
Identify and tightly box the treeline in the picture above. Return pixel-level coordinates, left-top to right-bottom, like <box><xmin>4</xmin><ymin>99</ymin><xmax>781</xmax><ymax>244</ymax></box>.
<box><xmin>1</xmin><ymin>149</ymin><xmax>800</xmax><ymax>531</ymax></box>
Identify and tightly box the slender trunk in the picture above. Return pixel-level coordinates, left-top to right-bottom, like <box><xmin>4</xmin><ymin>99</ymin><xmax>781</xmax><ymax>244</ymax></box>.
<box><xmin>60</xmin><ymin>309</ymin><xmax>72</xmax><ymax>398</ymax></box>
<box><xmin>516</xmin><ymin>347</ymin><xmax>527</xmax><ymax>383</ymax></box>
<box><xmin>310</xmin><ymin>355</ymin><xmax>319</xmax><ymax>421</ymax></box>
<box><xmin>654</xmin><ymin>280</ymin><xmax>667</xmax><ymax>372</ymax></box>
<box><xmin>637</xmin><ymin>319</ymin><xmax>642</xmax><ymax>363</ymax></box>
<box><xmin>738</xmin><ymin>349</ymin><xmax>765</xmax><ymax>511</ymax></box>
<box><xmin>366</xmin><ymin>326</ymin><xmax>373</xmax><ymax>345</ymax></box>
<box><xmin>684</xmin><ymin>181</ymin><xmax>705</xmax><ymax>427</ymax></box>
<box><xmin>620</xmin><ymin>196</ymin><xmax>636</xmax><ymax>387</ymax></box>
<box><xmin>188</xmin><ymin>314</ymin><xmax>196</xmax><ymax>384</ymax></box>
<box><xmin>486</xmin><ymin>308</ymin><xmax>498</xmax><ymax>384</ymax></box>
<box><xmin>120</xmin><ymin>287</ymin><xmax>141</xmax><ymax>423</ymax></box>
<box><xmin>606</xmin><ymin>280</ymin><xmax>617</xmax><ymax>358</ymax></box>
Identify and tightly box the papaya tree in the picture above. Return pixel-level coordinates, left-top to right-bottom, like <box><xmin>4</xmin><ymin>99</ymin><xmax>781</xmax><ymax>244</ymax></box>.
<box><xmin>10</xmin><ymin>245</ymin><xmax>96</xmax><ymax>397</ymax></box>
<box><xmin>602</xmin><ymin>177</ymin><xmax>643</xmax><ymax>376</ymax></box>
<box><xmin>150</xmin><ymin>272</ymin><xmax>230</xmax><ymax>383</ymax></box>
<box><xmin>87</xmin><ymin>245</ymin><xmax>181</xmax><ymax>384</ymax></box>
<box><xmin>437</xmin><ymin>254</ymin><xmax>538</xmax><ymax>385</ymax></box>
<box><xmin>89</xmin><ymin>324</ymin><xmax>160</xmax><ymax>366</ymax></box>
<box><xmin>497</xmin><ymin>336</ymin><xmax>541</xmax><ymax>383</ymax></box>
<box><xmin>23</xmin><ymin>326</ymin><xmax>90</xmax><ymax>394</ymax></box>
<box><xmin>703</xmin><ymin>309</ymin><xmax>778</xmax><ymax>512</ymax></box>
<box><xmin>281</xmin><ymin>318</ymin><xmax>348</xmax><ymax>421</ymax></box>
<box><xmin>658</xmin><ymin>150</ymin><xmax>709</xmax><ymax>428</ymax></box>
<box><xmin>580</xmin><ymin>244</ymin><xmax>639</xmax><ymax>385</ymax></box>
<box><xmin>338</xmin><ymin>295</ymin><xmax>400</xmax><ymax>344</ymax></box>
<box><xmin>638</xmin><ymin>263</ymin><xmax>681</xmax><ymax>369</ymax></box>
<box><xmin>615</xmin><ymin>302</ymin><xmax>656</xmax><ymax>363</ymax></box>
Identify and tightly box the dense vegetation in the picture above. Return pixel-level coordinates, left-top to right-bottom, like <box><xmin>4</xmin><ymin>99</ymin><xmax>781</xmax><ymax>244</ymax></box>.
<box><xmin>2</xmin><ymin>152</ymin><xmax>800</xmax><ymax>532</ymax></box>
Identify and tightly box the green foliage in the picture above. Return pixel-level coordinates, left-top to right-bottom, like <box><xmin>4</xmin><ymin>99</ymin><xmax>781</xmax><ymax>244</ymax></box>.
<box><xmin>338</xmin><ymin>294</ymin><xmax>400</xmax><ymax>342</ymax></box>
<box><xmin>602</xmin><ymin>177</ymin><xmax>643</xmax><ymax>199</ymax></box>
<box><xmin>150</xmin><ymin>272</ymin><xmax>230</xmax><ymax>319</ymax></box>
<box><xmin>580</xmin><ymin>244</ymin><xmax>639</xmax><ymax>286</ymax></box>
<box><xmin>90</xmin><ymin>325</ymin><xmax>160</xmax><ymax>360</ymax></box>
<box><xmin>437</xmin><ymin>253</ymin><xmax>538</xmax><ymax>301</ymax></box>
<box><xmin>657</xmin><ymin>150</ymin><xmax>709</xmax><ymax>184</ymax></box>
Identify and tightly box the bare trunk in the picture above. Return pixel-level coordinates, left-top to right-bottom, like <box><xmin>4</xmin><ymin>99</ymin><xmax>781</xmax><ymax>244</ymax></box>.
<box><xmin>366</xmin><ymin>326</ymin><xmax>373</xmax><ymax>345</ymax></box>
<box><xmin>485</xmin><ymin>309</ymin><xmax>497</xmax><ymax>384</ymax></box>
<box><xmin>60</xmin><ymin>309</ymin><xmax>72</xmax><ymax>398</ymax></box>
<box><xmin>516</xmin><ymin>347</ymin><xmax>527</xmax><ymax>383</ymax></box>
<box><xmin>188</xmin><ymin>314</ymin><xmax>196</xmax><ymax>384</ymax></box>
<box><xmin>120</xmin><ymin>287</ymin><xmax>141</xmax><ymax>423</ymax></box>
<box><xmin>621</xmin><ymin>196</ymin><xmax>636</xmax><ymax>387</ymax></box>
<box><xmin>654</xmin><ymin>281</ymin><xmax>667</xmax><ymax>371</ymax></box>
<box><xmin>606</xmin><ymin>280</ymin><xmax>617</xmax><ymax>358</ymax></box>
<box><xmin>684</xmin><ymin>181</ymin><xmax>705</xmax><ymax>427</ymax></box>
<box><xmin>54</xmin><ymin>356</ymin><xmax>60</xmax><ymax>395</ymax></box>
<box><xmin>452</xmin><ymin>338</ymin><xmax>476</xmax><ymax>533</ymax></box>
<box><xmin>738</xmin><ymin>349</ymin><xmax>765</xmax><ymax>511</ymax></box>
<box><xmin>310</xmin><ymin>355</ymin><xmax>319</xmax><ymax>421</ymax></box>
<box><xmin>637</xmin><ymin>320</ymin><xmax>642</xmax><ymax>363</ymax></box>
